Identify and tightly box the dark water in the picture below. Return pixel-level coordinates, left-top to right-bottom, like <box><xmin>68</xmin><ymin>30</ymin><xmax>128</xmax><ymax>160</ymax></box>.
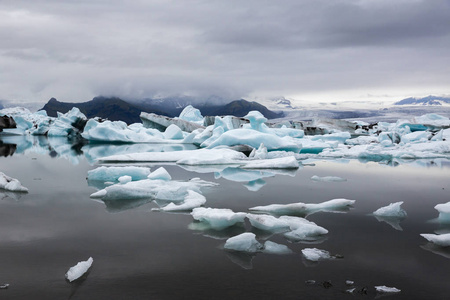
<box><xmin>1</xmin><ymin>137</ymin><xmax>450</xmax><ymax>299</ymax></box>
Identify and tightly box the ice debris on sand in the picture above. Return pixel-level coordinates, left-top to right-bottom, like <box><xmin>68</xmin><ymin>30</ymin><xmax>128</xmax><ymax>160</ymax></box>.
<box><xmin>374</xmin><ymin>285</ymin><xmax>401</xmax><ymax>293</ymax></box>
<box><xmin>420</xmin><ymin>233</ymin><xmax>450</xmax><ymax>247</ymax></box>
<box><xmin>65</xmin><ymin>257</ymin><xmax>93</xmax><ymax>282</ymax></box>
<box><xmin>0</xmin><ymin>172</ymin><xmax>28</xmax><ymax>192</ymax></box>
<box><xmin>373</xmin><ymin>201</ymin><xmax>407</xmax><ymax>218</ymax></box>
<box><xmin>191</xmin><ymin>207</ymin><xmax>246</xmax><ymax>230</ymax></box>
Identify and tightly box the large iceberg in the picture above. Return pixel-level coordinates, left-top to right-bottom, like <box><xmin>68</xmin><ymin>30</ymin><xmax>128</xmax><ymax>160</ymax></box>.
<box><xmin>0</xmin><ymin>171</ymin><xmax>29</xmax><ymax>192</ymax></box>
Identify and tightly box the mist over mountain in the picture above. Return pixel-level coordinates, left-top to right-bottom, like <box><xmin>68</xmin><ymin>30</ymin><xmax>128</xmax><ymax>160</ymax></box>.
<box><xmin>394</xmin><ymin>96</ymin><xmax>450</xmax><ymax>106</ymax></box>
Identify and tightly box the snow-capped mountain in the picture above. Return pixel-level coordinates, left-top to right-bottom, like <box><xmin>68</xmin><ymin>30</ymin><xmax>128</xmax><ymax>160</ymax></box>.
<box><xmin>394</xmin><ymin>96</ymin><xmax>450</xmax><ymax>106</ymax></box>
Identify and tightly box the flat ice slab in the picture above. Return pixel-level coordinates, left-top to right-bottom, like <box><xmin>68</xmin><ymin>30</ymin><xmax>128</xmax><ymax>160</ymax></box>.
<box><xmin>420</xmin><ymin>233</ymin><xmax>450</xmax><ymax>247</ymax></box>
<box><xmin>159</xmin><ymin>190</ymin><xmax>206</xmax><ymax>212</ymax></box>
<box><xmin>65</xmin><ymin>257</ymin><xmax>93</xmax><ymax>282</ymax></box>
<box><xmin>311</xmin><ymin>175</ymin><xmax>346</xmax><ymax>182</ymax></box>
<box><xmin>0</xmin><ymin>172</ymin><xmax>29</xmax><ymax>192</ymax></box>
<box><xmin>374</xmin><ymin>285</ymin><xmax>401</xmax><ymax>293</ymax></box>
<box><xmin>191</xmin><ymin>207</ymin><xmax>246</xmax><ymax>230</ymax></box>
<box><xmin>301</xmin><ymin>248</ymin><xmax>331</xmax><ymax>262</ymax></box>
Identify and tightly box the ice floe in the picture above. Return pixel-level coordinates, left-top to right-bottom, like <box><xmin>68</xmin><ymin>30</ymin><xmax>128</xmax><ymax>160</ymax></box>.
<box><xmin>65</xmin><ymin>257</ymin><xmax>93</xmax><ymax>282</ymax></box>
<box><xmin>262</xmin><ymin>241</ymin><xmax>292</xmax><ymax>255</ymax></box>
<box><xmin>373</xmin><ymin>201</ymin><xmax>407</xmax><ymax>218</ymax></box>
<box><xmin>191</xmin><ymin>207</ymin><xmax>246</xmax><ymax>230</ymax></box>
<box><xmin>224</xmin><ymin>232</ymin><xmax>263</xmax><ymax>253</ymax></box>
<box><xmin>420</xmin><ymin>233</ymin><xmax>450</xmax><ymax>247</ymax></box>
<box><xmin>311</xmin><ymin>175</ymin><xmax>347</xmax><ymax>182</ymax></box>
<box><xmin>301</xmin><ymin>248</ymin><xmax>332</xmax><ymax>262</ymax></box>
<box><xmin>249</xmin><ymin>198</ymin><xmax>356</xmax><ymax>217</ymax></box>
<box><xmin>374</xmin><ymin>285</ymin><xmax>401</xmax><ymax>293</ymax></box>
<box><xmin>434</xmin><ymin>201</ymin><xmax>450</xmax><ymax>223</ymax></box>
<box><xmin>0</xmin><ymin>171</ymin><xmax>28</xmax><ymax>192</ymax></box>
<box><xmin>158</xmin><ymin>190</ymin><xmax>206</xmax><ymax>212</ymax></box>
<box><xmin>87</xmin><ymin>166</ymin><xmax>151</xmax><ymax>182</ymax></box>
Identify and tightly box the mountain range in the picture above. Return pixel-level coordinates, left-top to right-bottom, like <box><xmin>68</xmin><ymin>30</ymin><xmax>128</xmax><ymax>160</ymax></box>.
<box><xmin>41</xmin><ymin>97</ymin><xmax>283</xmax><ymax>124</ymax></box>
<box><xmin>393</xmin><ymin>96</ymin><xmax>450</xmax><ymax>106</ymax></box>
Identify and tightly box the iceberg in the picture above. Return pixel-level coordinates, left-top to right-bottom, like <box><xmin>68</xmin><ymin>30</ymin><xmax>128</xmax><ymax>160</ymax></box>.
<box><xmin>311</xmin><ymin>175</ymin><xmax>347</xmax><ymax>182</ymax></box>
<box><xmin>159</xmin><ymin>190</ymin><xmax>206</xmax><ymax>212</ymax></box>
<box><xmin>90</xmin><ymin>177</ymin><xmax>217</xmax><ymax>201</ymax></box>
<box><xmin>65</xmin><ymin>257</ymin><xmax>93</xmax><ymax>282</ymax></box>
<box><xmin>281</xmin><ymin>216</ymin><xmax>328</xmax><ymax>241</ymax></box>
<box><xmin>434</xmin><ymin>201</ymin><xmax>450</xmax><ymax>223</ymax></box>
<box><xmin>224</xmin><ymin>232</ymin><xmax>263</xmax><ymax>253</ymax></box>
<box><xmin>147</xmin><ymin>167</ymin><xmax>172</xmax><ymax>181</ymax></box>
<box><xmin>87</xmin><ymin>166</ymin><xmax>151</xmax><ymax>182</ymax></box>
<box><xmin>140</xmin><ymin>112</ymin><xmax>204</xmax><ymax>133</ymax></box>
<box><xmin>262</xmin><ymin>241</ymin><xmax>292</xmax><ymax>255</ymax></box>
<box><xmin>301</xmin><ymin>248</ymin><xmax>332</xmax><ymax>262</ymax></box>
<box><xmin>246</xmin><ymin>214</ymin><xmax>291</xmax><ymax>232</ymax></box>
<box><xmin>177</xmin><ymin>105</ymin><xmax>204</xmax><ymax>124</ymax></box>
<box><xmin>420</xmin><ymin>233</ymin><xmax>450</xmax><ymax>247</ymax></box>
<box><xmin>191</xmin><ymin>207</ymin><xmax>246</xmax><ymax>230</ymax></box>
<box><xmin>249</xmin><ymin>198</ymin><xmax>355</xmax><ymax>217</ymax></box>
<box><xmin>47</xmin><ymin>107</ymin><xmax>87</xmax><ymax>137</ymax></box>
<box><xmin>0</xmin><ymin>171</ymin><xmax>28</xmax><ymax>192</ymax></box>
<box><xmin>242</xmin><ymin>156</ymin><xmax>299</xmax><ymax>169</ymax></box>
<box><xmin>374</xmin><ymin>285</ymin><xmax>401</xmax><ymax>293</ymax></box>
<box><xmin>373</xmin><ymin>202</ymin><xmax>407</xmax><ymax>218</ymax></box>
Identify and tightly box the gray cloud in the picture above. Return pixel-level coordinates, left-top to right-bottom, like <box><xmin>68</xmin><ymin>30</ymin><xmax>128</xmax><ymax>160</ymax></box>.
<box><xmin>0</xmin><ymin>0</ymin><xmax>449</xmax><ymax>106</ymax></box>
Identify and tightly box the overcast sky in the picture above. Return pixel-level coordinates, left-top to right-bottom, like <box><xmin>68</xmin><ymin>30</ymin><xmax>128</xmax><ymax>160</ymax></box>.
<box><xmin>1</xmin><ymin>0</ymin><xmax>449</xmax><ymax>106</ymax></box>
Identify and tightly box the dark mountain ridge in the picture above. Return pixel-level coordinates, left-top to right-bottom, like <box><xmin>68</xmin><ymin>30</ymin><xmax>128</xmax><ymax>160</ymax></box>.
<box><xmin>41</xmin><ymin>97</ymin><xmax>283</xmax><ymax>124</ymax></box>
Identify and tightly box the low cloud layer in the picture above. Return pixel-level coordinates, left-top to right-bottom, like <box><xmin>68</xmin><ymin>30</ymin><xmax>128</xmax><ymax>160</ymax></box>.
<box><xmin>1</xmin><ymin>0</ymin><xmax>449</xmax><ymax>105</ymax></box>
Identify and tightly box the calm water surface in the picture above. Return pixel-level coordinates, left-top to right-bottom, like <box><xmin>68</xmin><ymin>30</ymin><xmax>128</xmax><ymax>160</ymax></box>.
<box><xmin>0</xmin><ymin>137</ymin><xmax>449</xmax><ymax>299</ymax></box>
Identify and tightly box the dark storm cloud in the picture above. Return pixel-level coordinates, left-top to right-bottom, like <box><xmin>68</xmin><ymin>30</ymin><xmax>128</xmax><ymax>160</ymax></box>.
<box><xmin>0</xmin><ymin>0</ymin><xmax>449</xmax><ymax>105</ymax></box>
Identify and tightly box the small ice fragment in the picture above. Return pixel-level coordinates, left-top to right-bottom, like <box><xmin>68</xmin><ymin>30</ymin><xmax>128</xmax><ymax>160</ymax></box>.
<box><xmin>262</xmin><ymin>241</ymin><xmax>292</xmax><ymax>255</ymax></box>
<box><xmin>147</xmin><ymin>167</ymin><xmax>172</xmax><ymax>181</ymax></box>
<box><xmin>160</xmin><ymin>190</ymin><xmax>206</xmax><ymax>212</ymax></box>
<box><xmin>65</xmin><ymin>257</ymin><xmax>93</xmax><ymax>282</ymax></box>
<box><xmin>345</xmin><ymin>288</ymin><xmax>355</xmax><ymax>294</ymax></box>
<box><xmin>420</xmin><ymin>233</ymin><xmax>450</xmax><ymax>247</ymax></box>
<box><xmin>373</xmin><ymin>201</ymin><xmax>407</xmax><ymax>218</ymax></box>
<box><xmin>374</xmin><ymin>285</ymin><xmax>401</xmax><ymax>293</ymax></box>
<box><xmin>305</xmin><ymin>280</ymin><xmax>316</xmax><ymax>285</ymax></box>
<box><xmin>224</xmin><ymin>232</ymin><xmax>263</xmax><ymax>253</ymax></box>
<box><xmin>0</xmin><ymin>171</ymin><xmax>29</xmax><ymax>193</ymax></box>
<box><xmin>118</xmin><ymin>175</ymin><xmax>132</xmax><ymax>184</ymax></box>
<box><xmin>434</xmin><ymin>201</ymin><xmax>450</xmax><ymax>223</ymax></box>
<box><xmin>346</xmin><ymin>280</ymin><xmax>354</xmax><ymax>286</ymax></box>
<box><xmin>311</xmin><ymin>175</ymin><xmax>347</xmax><ymax>182</ymax></box>
<box><xmin>0</xmin><ymin>283</ymin><xmax>9</xmax><ymax>289</ymax></box>
<box><xmin>301</xmin><ymin>248</ymin><xmax>332</xmax><ymax>262</ymax></box>
<box><xmin>191</xmin><ymin>207</ymin><xmax>246</xmax><ymax>230</ymax></box>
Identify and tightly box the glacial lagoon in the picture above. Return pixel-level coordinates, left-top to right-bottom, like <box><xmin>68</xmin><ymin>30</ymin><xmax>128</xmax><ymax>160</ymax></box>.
<box><xmin>1</xmin><ymin>136</ymin><xmax>450</xmax><ymax>299</ymax></box>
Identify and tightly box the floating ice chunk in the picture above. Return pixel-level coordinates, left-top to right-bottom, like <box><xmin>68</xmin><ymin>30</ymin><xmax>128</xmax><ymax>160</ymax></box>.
<box><xmin>159</xmin><ymin>190</ymin><xmax>206</xmax><ymax>212</ymax></box>
<box><xmin>147</xmin><ymin>167</ymin><xmax>172</xmax><ymax>181</ymax></box>
<box><xmin>420</xmin><ymin>233</ymin><xmax>450</xmax><ymax>247</ymax></box>
<box><xmin>65</xmin><ymin>257</ymin><xmax>93</xmax><ymax>282</ymax></box>
<box><xmin>249</xmin><ymin>143</ymin><xmax>268</xmax><ymax>159</ymax></box>
<box><xmin>434</xmin><ymin>201</ymin><xmax>450</xmax><ymax>222</ymax></box>
<box><xmin>191</xmin><ymin>207</ymin><xmax>246</xmax><ymax>230</ymax></box>
<box><xmin>246</xmin><ymin>214</ymin><xmax>290</xmax><ymax>232</ymax></box>
<box><xmin>0</xmin><ymin>283</ymin><xmax>9</xmax><ymax>289</ymax></box>
<box><xmin>224</xmin><ymin>232</ymin><xmax>263</xmax><ymax>253</ymax></box>
<box><xmin>373</xmin><ymin>202</ymin><xmax>407</xmax><ymax>218</ymax></box>
<box><xmin>249</xmin><ymin>198</ymin><xmax>355</xmax><ymax>216</ymax></box>
<box><xmin>164</xmin><ymin>124</ymin><xmax>184</xmax><ymax>140</ymax></box>
<box><xmin>374</xmin><ymin>285</ymin><xmax>401</xmax><ymax>293</ymax></box>
<box><xmin>178</xmin><ymin>105</ymin><xmax>204</xmax><ymax>124</ymax></box>
<box><xmin>87</xmin><ymin>166</ymin><xmax>151</xmax><ymax>182</ymax></box>
<box><xmin>262</xmin><ymin>241</ymin><xmax>292</xmax><ymax>255</ymax></box>
<box><xmin>91</xmin><ymin>178</ymin><xmax>217</xmax><ymax>201</ymax></box>
<box><xmin>311</xmin><ymin>175</ymin><xmax>347</xmax><ymax>182</ymax></box>
<box><xmin>281</xmin><ymin>216</ymin><xmax>328</xmax><ymax>241</ymax></box>
<box><xmin>401</xmin><ymin>131</ymin><xmax>431</xmax><ymax>144</ymax></box>
<box><xmin>242</xmin><ymin>156</ymin><xmax>299</xmax><ymax>169</ymax></box>
<box><xmin>0</xmin><ymin>172</ymin><xmax>29</xmax><ymax>192</ymax></box>
<box><xmin>202</xmin><ymin>129</ymin><xmax>301</xmax><ymax>153</ymax></box>
<box><xmin>48</xmin><ymin>107</ymin><xmax>87</xmax><ymax>137</ymax></box>
<box><xmin>413</xmin><ymin>113</ymin><xmax>450</xmax><ymax>128</ymax></box>
<box><xmin>301</xmin><ymin>248</ymin><xmax>331</xmax><ymax>262</ymax></box>
<box><xmin>118</xmin><ymin>175</ymin><xmax>132</xmax><ymax>184</ymax></box>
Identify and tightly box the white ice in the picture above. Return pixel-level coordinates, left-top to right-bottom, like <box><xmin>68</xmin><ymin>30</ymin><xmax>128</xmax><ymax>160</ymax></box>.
<box><xmin>87</xmin><ymin>166</ymin><xmax>151</xmax><ymax>182</ymax></box>
<box><xmin>224</xmin><ymin>232</ymin><xmax>263</xmax><ymax>253</ymax></box>
<box><xmin>262</xmin><ymin>241</ymin><xmax>292</xmax><ymax>255</ymax></box>
<box><xmin>91</xmin><ymin>177</ymin><xmax>217</xmax><ymax>201</ymax></box>
<box><xmin>374</xmin><ymin>285</ymin><xmax>401</xmax><ymax>293</ymax></box>
<box><xmin>159</xmin><ymin>190</ymin><xmax>206</xmax><ymax>212</ymax></box>
<box><xmin>242</xmin><ymin>156</ymin><xmax>299</xmax><ymax>169</ymax></box>
<box><xmin>311</xmin><ymin>175</ymin><xmax>347</xmax><ymax>182</ymax></box>
<box><xmin>249</xmin><ymin>198</ymin><xmax>355</xmax><ymax>216</ymax></box>
<box><xmin>147</xmin><ymin>167</ymin><xmax>172</xmax><ymax>181</ymax></box>
<box><xmin>177</xmin><ymin>105</ymin><xmax>204</xmax><ymax>124</ymax></box>
<box><xmin>281</xmin><ymin>216</ymin><xmax>329</xmax><ymax>241</ymax></box>
<box><xmin>246</xmin><ymin>214</ymin><xmax>290</xmax><ymax>232</ymax></box>
<box><xmin>0</xmin><ymin>172</ymin><xmax>29</xmax><ymax>192</ymax></box>
<box><xmin>373</xmin><ymin>201</ymin><xmax>407</xmax><ymax>218</ymax></box>
<box><xmin>420</xmin><ymin>233</ymin><xmax>450</xmax><ymax>247</ymax></box>
<box><xmin>47</xmin><ymin>107</ymin><xmax>87</xmax><ymax>137</ymax></box>
<box><xmin>434</xmin><ymin>201</ymin><xmax>450</xmax><ymax>222</ymax></box>
<box><xmin>65</xmin><ymin>257</ymin><xmax>93</xmax><ymax>282</ymax></box>
<box><xmin>301</xmin><ymin>248</ymin><xmax>332</xmax><ymax>262</ymax></box>
<box><xmin>191</xmin><ymin>207</ymin><xmax>246</xmax><ymax>230</ymax></box>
